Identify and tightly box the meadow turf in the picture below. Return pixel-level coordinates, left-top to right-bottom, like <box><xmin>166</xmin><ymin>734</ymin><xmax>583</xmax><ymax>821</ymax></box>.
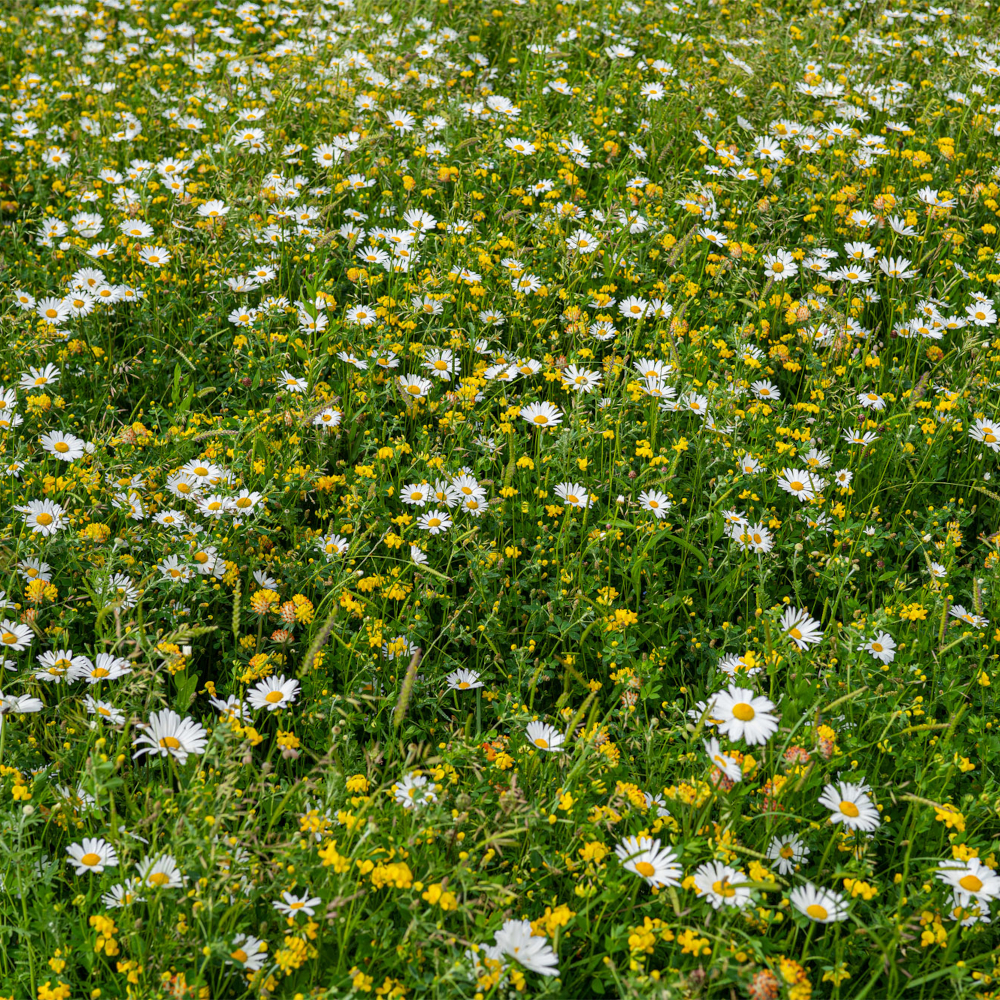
<box><xmin>1</xmin><ymin>0</ymin><xmax>1000</xmax><ymax>996</ymax></box>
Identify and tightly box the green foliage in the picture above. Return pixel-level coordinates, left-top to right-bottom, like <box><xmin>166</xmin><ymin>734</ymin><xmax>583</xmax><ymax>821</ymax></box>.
<box><xmin>0</xmin><ymin>0</ymin><xmax>999</xmax><ymax>998</ymax></box>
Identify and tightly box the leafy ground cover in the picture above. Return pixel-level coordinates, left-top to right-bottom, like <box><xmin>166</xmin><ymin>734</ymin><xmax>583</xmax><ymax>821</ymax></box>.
<box><xmin>1</xmin><ymin>0</ymin><xmax>1000</xmax><ymax>996</ymax></box>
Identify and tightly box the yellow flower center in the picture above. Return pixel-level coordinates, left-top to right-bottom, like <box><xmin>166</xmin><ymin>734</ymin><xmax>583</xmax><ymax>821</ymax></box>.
<box><xmin>149</xmin><ymin>871</ymin><xmax>171</xmax><ymax>886</ymax></box>
<box><xmin>789</xmin><ymin>480</ymin><xmax>804</xmax><ymax>492</ymax></box>
<box><xmin>236</xmin><ymin>497</ymin><xmax>252</xmax><ymax>508</ymax></box>
<box><xmin>871</xmin><ymin>642</ymin><xmax>883</xmax><ymax>652</ymax></box>
<box><xmin>732</xmin><ymin>703</ymin><xmax>755</xmax><ymax>722</ymax></box>
<box><xmin>35</xmin><ymin>513</ymin><xmax>54</xmax><ymax>526</ymax></box>
<box><xmin>91</xmin><ymin>668</ymin><xmax>109</xmax><ymax>678</ymax></box>
<box><xmin>959</xmin><ymin>874</ymin><xmax>983</xmax><ymax>893</ymax></box>
<box><xmin>265</xmin><ymin>691</ymin><xmax>285</xmax><ymax>704</ymax></box>
<box><xmin>457</xmin><ymin>681</ymin><xmax>470</xmax><ymax>689</ymax></box>
<box><xmin>1</xmin><ymin>632</ymin><xmax>16</xmax><ymax>644</ymax></box>
<box><xmin>231</xmin><ymin>948</ymin><xmax>248</xmax><ymax>963</ymax></box>
<box><xmin>648</xmin><ymin>500</ymin><xmax>659</xmax><ymax>509</ymax></box>
<box><xmin>839</xmin><ymin>800</ymin><xmax>860</xmax><ymax>818</ymax></box>
<box><xmin>712</xmin><ymin>879</ymin><xmax>736</xmax><ymax>897</ymax></box>
<box><xmin>780</xmin><ymin>846</ymin><xmax>794</xmax><ymax>859</ymax></box>
<box><xmin>635</xmin><ymin>861</ymin><xmax>656</xmax><ymax>878</ymax></box>
<box><xmin>772</xmin><ymin>261</ymin><xmax>784</xmax><ymax>273</ymax></box>
<box><xmin>789</xmin><ymin>627</ymin><xmax>803</xmax><ymax>640</ymax></box>
<box><xmin>533</xmin><ymin>737</ymin><xmax>549</xmax><ymax>748</ymax></box>
<box><xmin>566</xmin><ymin>495</ymin><xmax>579</xmax><ymax>505</ymax></box>
<box><xmin>533</xmin><ymin>415</ymin><xmax>549</xmax><ymax>424</ymax></box>
<box><xmin>160</xmin><ymin>736</ymin><xmax>182</xmax><ymax>749</ymax></box>
<box><xmin>80</xmin><ymin>852</ymin><xmax>102</xmax><ymax>866</ymax></box>
<box><xmin>806</xmin><ymin>903</ymin><xmax>829</xmax><ymax>920</ymax></box>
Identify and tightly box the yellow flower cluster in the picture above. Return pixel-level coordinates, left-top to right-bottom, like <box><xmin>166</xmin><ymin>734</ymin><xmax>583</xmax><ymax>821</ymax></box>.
<box><xmin>627</xmin><ymin>916</ymin><xmax>674</xmax><ymax>955</ymax></box>
<box><xmin>369</xmin><ymin>861</ymin><xmax>414</xmax><ymax>890</ymax></box>
<box><xmin>421</xmin><ymin>883</ymin><xmax>458</xmax><ymax>911</ymax></box>
<box><xmin>89</xmin><ymin>915</ymin><xmax>119</xmax><ymax>956</ymax></box>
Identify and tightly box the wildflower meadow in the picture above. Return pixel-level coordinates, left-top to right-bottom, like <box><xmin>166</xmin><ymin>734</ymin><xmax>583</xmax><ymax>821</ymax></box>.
<box><xmin>2</xmin><ymin>0</ymin><xmax>1000</xmax><ymax>996</ymax></box>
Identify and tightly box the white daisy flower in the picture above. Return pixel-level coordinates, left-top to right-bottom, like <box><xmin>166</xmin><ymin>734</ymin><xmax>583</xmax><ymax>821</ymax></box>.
<box><xmin>525</xmin><ymin>721</ymin><xmax>564</xmax><ymax>752</ymax></box>
<box><xmin>790</xmin><ymin>882</ymin><xmax>849</xmax><ymax>923</ymax></box>
<box><xmin>66</xmin><ymin>838</ymin><xmax>119</xmax><ymax>875</ymax></box>
<box><xmin>818</xmin><ymin>780</ymin><xmax>881</xmax><ymax>832</ymax></box>
<box><xmin>132</xmin><ymin>709</ymin><xmax>208</xmax><ymax>764</ymax></box>
<box><xmin>246</xmin><ymin>675</ymin><xmax>300</xmax><ymax>711</ymax></box>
